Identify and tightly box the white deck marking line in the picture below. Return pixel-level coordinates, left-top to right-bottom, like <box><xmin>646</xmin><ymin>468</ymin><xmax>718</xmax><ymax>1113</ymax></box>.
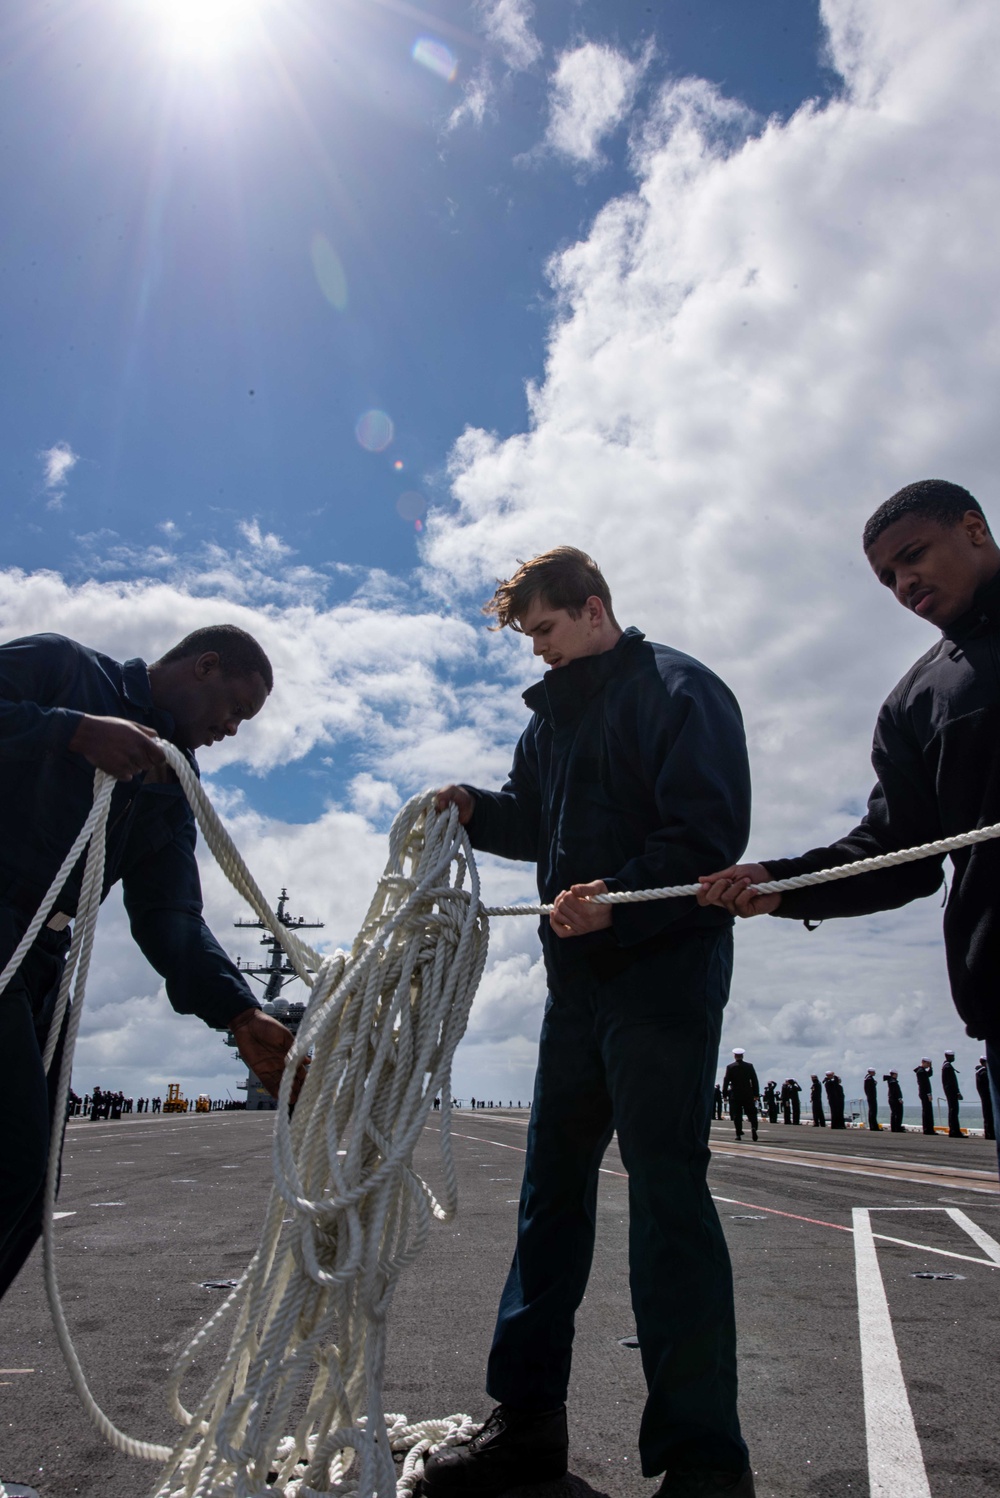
<box><xmin>869</xmin><ymin>1233</ymin><xmax>995</xmax><ymax>1268</ymax></box>
<box><xmin>852</xmin><ymin>1207</ymin><xmax>932</xmax><ymax>1498</ymax></box>
<box><xmin>945</xmin><ymin>1206</ymin><xmax>1000</xmax><ymax>1263</ymax></box>
<box><xmin>434</xmin><ymin>1128</ymin><xmax>627</xmax><ymax>1176</ymax></box>
<box><xmin>714</xmin><ymin>1196</ymin><xmax>997</xmax><ymax>1266</ymax></box>
<box><xmin>52</xmin><ymin>1211</ymin><xmax>76</xmax><ymax>1220</ymax></box>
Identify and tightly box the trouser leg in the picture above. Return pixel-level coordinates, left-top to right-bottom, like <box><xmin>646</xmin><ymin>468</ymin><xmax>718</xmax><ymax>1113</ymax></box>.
<box><xmin>921</xmin><ymin>1096</ymin><xmax>935</xmax><ymax>1134</ymax></box>
<box><xmin>730</xmin><ymin>1100</ymin><xmax>743</xmax><ymax>1138</ymax></box>
<box><xmin>947</xmin><ymin>1100</ymin><xmax>962</xmax><ymax>1137</ymax></box>
<box><xmin>987</xmin><ymin>1045</ymin><xmax>1000</xmax><ymax>1176</ymax></box>
<box><xmin>868</xmin><ymin>1101</ymin><xmax>880</xmax><ymax>1130</ymax></box>
<box><xmin>890</xmin><ymin>1101</ymin><xmax>903</xmax><ymax>1132</ymax></box>
<box><xmin>0</xmin><ymin>923</ymin><xmax>69</xmax><ymax>1303</ymax></box>
<box><xmin>602</xmin><ymin>930</ymin><xmax>746</xmax><ymax>1478</ymax></box>
<box><xmin>486</xmin><ymin>993</ymin><xmax>614</xmax><ymax>1411</ymax></box>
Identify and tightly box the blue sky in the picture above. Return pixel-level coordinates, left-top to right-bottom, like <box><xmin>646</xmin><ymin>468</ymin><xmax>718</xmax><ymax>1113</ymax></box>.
<box><xmin>3</xmin><ymin>0</ymin><xmax>999</xmax><ymax>1105</ymax></box>
<box><xmin>4</xmin><ymin>0</ymin><xmax>831</xmax><ymax>600</ymax></box>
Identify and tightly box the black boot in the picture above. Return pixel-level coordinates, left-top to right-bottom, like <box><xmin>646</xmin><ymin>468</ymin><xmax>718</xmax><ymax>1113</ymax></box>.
<box><xmin>422</xmin><ymin>1404</ymin><xmax>568</xmax><ymax>1496</ymax></box>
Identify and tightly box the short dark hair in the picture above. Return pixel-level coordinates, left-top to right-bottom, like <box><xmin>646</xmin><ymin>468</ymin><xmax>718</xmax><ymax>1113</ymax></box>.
<box><xmin>157</xmin><ymin>625</ymin><xmax>273</xmax><ymax>693</ymax></box>
<box><xmin>863</xmin><ymin>479</ymin><xmax>987</xmax><ymax>552</ymax></box>
<box><xmin>484</xmin><ymin>546</ymin><xmax>618</xmax><ymax>631</ymax></box>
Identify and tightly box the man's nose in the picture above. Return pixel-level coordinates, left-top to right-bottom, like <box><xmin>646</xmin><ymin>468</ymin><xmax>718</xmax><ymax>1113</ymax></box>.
<box><xmin>532</xmin><ymin>636</ymin><xmax>545</xmax><ymax>654</ymax></box>
<box><xmin>224</xmin><ymin>719</ymin><xmax>239</xmax><ymax>737</ymax></box>
<box><xmin>896</xmin><ymin>568</ymin><xmax>918</xmax><ymax>602</ymax></box>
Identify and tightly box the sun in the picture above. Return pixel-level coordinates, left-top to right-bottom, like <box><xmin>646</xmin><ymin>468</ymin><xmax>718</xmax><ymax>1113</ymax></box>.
<box><xmin>144</xmin><ymin>0</ymin><xmax>269</xmax><ymax>60</ymax></box>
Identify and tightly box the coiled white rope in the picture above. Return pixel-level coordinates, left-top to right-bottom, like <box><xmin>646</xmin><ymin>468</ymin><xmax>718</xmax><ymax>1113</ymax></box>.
<box><xmin>6</xmin><ymin>751</ymin><xmax>1000</xmax><ymax>1498</ymax></box>
<box><xmin>11</xmin><ymin>753</ymin><xmax>487</xmax><ymax>1496</ymax></box>
<box><xmin>481</xmin><ymin>819</ymin><xmax>1000</xmax><ymax>915</ymax></box>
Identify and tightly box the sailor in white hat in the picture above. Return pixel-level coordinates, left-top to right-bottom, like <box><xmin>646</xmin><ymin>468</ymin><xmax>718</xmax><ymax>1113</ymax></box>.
<box><xmin>722</xmin><ymin>1050</ymin><xmax>760</xmax><ymax>1141</ymax></box>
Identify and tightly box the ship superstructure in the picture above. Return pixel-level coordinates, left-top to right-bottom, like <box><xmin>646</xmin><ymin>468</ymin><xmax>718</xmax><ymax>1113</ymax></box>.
<box><xmin>225</xmin><ymin>889</ymin><xmax>324</xmax><ymax>1109</ymax></box>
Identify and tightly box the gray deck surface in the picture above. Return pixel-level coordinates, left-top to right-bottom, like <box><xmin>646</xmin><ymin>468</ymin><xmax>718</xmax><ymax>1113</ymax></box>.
<box><xmin>1</xmin><ymin>1111</ymin><xmax>997</xmax><ymax>1498</ymax></box>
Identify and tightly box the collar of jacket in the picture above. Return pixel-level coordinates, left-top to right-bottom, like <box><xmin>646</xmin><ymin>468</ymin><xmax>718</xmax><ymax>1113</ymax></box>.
<box><xmin>521</xmin><ymin>626</ymin><xmax>645</xmax><ymax>725</ymax></box>
<box><xmin>123</xmin><ymin>655</ymin><xmax>183</xmax><ymax>749</ymax></box>
<box><xmin>940</xmin><ymin>566</ymin><xmax>1000</xmax><ymax>644</ymax></box>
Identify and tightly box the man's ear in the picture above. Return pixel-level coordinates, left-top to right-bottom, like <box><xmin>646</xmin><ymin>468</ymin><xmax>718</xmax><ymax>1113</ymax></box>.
<box><xmin>192</xmin><ymin>651</ymin><xmax>222</xmax><ymax>680</ymax></box>
<box><xmin>965</xmin><ymin>510</ymin><xmax>991</xmax><ymax>547</ymax></box>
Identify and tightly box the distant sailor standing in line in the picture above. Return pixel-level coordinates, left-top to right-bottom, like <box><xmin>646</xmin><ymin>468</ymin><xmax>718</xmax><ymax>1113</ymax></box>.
<box><xmin>722</xmin><ymin>1049</ymin><xmax>760</xmax><ymax>1142</ymax></box>
<box><xmin>714</xmin><ymin>1083</ymin><xmax>724</xmax><ymax>1121</ymax></box>
<box><xmin>762</xmin><ymin>1080</ymin><xmax>779</xmax><ymax>1124</ymax></box>
<box><xmin>781</xmin><ymin>1077</ymin><xmax>801</xmax><ymax>1125</ymax></box>
<box><xmin>809</xmin><ymin>1075</ymin><xmax>826</xmax><ymax>1128</ymax></box>
<box><xmin>915</xmin><ymin>1059</ymin><xmax>935</xmax><ymax>1134</ymax></box>
<box><xmin>886</xmin><ymin>1070</ymin><xmax>905</xmax><ymax>1132</ymax></box>
<box><xmin>976</xmin><ymin>1058</ymin><xmax>995</xmax><ymax>1140</ymax></box>
<box><xmin>863</xmin><ymin>1068</ymin><xmax>881</xmax><ymax>1130</ymax></box>
<box><xmin>942</xmin><ymin>1051</ymin><xmax>963</xmax><ymax>1137</ymax></box>
<box><xmin>824</xmin><ymin>1072</ymin><xmax>846</xmax><ymax>1130</ymax></box>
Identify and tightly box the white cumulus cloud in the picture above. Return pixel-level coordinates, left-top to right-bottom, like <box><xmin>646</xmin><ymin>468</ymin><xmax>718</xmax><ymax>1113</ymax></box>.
<box><xmin>544</xmin><ymin>42</ymin><xmax>650</xmax><ymax>167</ymax></box>
<box><xmin>447</xmin><ymin>0</ymin><xmax>542</xmax><ymax>132</ymax></box>
<box><xmin>481</xmin><ymin>0</ymin><xmax>542</xmax><ymax>71</ymax></box>
<box><xmin>38</xmin><ymin>439</ymin><xmax>79</xmax><ymax>505</ymax></box>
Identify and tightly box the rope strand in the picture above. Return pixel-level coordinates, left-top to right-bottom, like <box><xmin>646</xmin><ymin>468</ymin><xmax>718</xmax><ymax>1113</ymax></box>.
<box><xmin>482</xmin><ymin>818</ymin><xmax>1000</xmax><ymax>916</ymax></box>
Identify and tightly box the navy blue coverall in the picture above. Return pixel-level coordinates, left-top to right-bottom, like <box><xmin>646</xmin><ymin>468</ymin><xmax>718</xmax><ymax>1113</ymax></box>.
<box><xmin>464</xmin><ymin>627</ymin><xmax>751</xmax><ymax>1478</ymax></box>
<box><xmin>0</xmin><ymin>633</ymin><xmax>259</xmax><ymax>1299</ymax></box>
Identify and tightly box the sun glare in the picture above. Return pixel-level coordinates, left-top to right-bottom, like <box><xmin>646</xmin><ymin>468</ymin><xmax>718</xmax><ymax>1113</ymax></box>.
<box><xmin>146</xmin><ymin>0</ymin><xmax>268</xmax><ymax>60</ymax></box>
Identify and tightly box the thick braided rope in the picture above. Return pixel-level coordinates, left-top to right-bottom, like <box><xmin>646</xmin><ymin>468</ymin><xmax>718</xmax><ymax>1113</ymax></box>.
<box><xmin>148</xmin><ymin>773</ymin><xmax>489</xmax><ymax>1498</ymax></box>
<box><xmin>481</xmin><ymin>818</ymin><xmax>1000</xmax><ymax>916</ymax></box>
<box><xmin>8</xmin><ymin>752</ymin><xmax>487</xmax><ymax>1496</ymax></box>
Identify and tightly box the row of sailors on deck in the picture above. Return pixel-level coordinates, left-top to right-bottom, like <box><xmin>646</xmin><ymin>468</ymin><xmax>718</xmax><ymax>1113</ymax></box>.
<box><xmin>716</xmin><ymin>1049</ymin><xmax>994</xmax><ymax>1139</ymax></box>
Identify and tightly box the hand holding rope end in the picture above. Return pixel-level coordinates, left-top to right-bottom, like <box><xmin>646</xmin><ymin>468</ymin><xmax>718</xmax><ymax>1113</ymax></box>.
<box><xmin>550</xmin><ymin>880</ymin><xmax>613</xmax><ymax>938</ymax></box>
<box><xmin>696</xmin><ymin>863</ymin><xmax>781</xmax><ymax>918</ymax></box>
<box><xmin>231</xmin><ymin>1007</ymin><xmax>310</xmax><ymax>1107</ymax></box>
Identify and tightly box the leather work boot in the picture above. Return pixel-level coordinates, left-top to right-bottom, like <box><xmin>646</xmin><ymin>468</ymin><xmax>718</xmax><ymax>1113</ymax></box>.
<box><xmin>421</xmin><ymin>1403</ymin><xmax>568</xmax><ymax>1496</ymax></box>
<box><xmin>655</xmin><ymin>1465</ymin><xmax>756</xmax><ymax>1497</ymax></box>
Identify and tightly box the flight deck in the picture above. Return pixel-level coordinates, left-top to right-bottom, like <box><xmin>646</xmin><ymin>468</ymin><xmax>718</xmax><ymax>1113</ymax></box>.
<box><xmin>1</xmin><ymin>1111</ymin><xmax>996</xmax><ymax>1498</ymax></box>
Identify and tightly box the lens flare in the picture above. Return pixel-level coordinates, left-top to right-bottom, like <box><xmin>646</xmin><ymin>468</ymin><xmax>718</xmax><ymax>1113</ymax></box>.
<box><xmin>412</xmin><ymin>37</ymin><xmax>458</xmax><ymax>82</ymax></box>
<box><xmin>310</xmin><ymin>233</ymin><xmax>347</xmax><ymax>311</ymax></box>
<box><xmin>393</xmin><ymin>459</ymin><xmax>404</xmax><ymax>470</ymax></box>
<box><xmin>356</xmin><ymin>410</ymin><xmax>394</xmax><ymax>452</ymax></box>
<box><xmin>396</xmin><ymin>491</ymin><xmax>427</xmax><ymax>523</ymax></box>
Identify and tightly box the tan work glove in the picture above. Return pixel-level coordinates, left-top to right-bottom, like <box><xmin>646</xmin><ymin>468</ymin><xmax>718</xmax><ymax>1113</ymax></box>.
<box><xmin>231</xmin><ymin>1007</ymin><xmax>308</xmax><ymax>1106</ymax></box>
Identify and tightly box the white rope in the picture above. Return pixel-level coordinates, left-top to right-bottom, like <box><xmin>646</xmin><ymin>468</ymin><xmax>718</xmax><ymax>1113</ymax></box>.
<box><xmin>148</xmin><ymin>757</ymin><xmax>489</xmax><ymax>1498</ymax></box>
<box><xmin>481</xmin><ymin>818</ymin><xmax>1000</xmax><ymax>916</ymax></box>
<box><xmin>9</xmin><ymin>755</ymin><xmax>487</xmax><ymax>1495</ymax></box>
<box><xmin>8</xmin><ymin>752</ymin><xmax>1000</xmax><ymax>1497</ymax></box>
